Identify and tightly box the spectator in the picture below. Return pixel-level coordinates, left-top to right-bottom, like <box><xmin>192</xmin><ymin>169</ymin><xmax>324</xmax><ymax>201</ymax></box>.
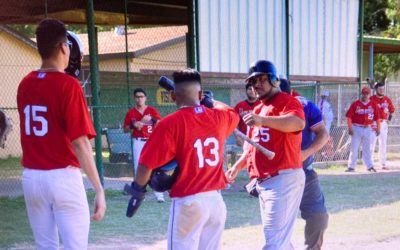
<box><xmin>318</xmin><ymin>90</ymin><xmax>334</xmax><ymax>133</ymax></box>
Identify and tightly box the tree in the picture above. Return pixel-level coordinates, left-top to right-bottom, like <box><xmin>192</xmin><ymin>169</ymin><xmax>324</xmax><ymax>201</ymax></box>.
<box><xmin>364</xmin><ymin>0</ymin><xmax>400</xmax><ymax>80</ymax></box>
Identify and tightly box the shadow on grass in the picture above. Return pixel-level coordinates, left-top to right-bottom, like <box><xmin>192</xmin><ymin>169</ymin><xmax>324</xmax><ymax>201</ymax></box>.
<box><xmin>1</xmin><ymin>172</ymin><xmax>400</xmax><ymax>249</ymax></box>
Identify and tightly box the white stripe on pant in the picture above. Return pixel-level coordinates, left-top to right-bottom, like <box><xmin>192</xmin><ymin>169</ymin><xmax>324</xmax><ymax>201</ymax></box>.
<box><xmin>257</xmin><ymin>168</ymin><xmax>305</xmax><ymax>250</ymax></box>
<box><xmin>22</xmin><ymin>167</ymin><xmax>90</xmax><ymax>250</ymax></box>
<box><xmin>370</xmin><ymin>120</ymin><xmax>388</xmax><ymax>166</ymax></box>
<box><xmin>167</xmin><ymin>191</ymin><xmax>226</xmax><ymax>250</ymax></box>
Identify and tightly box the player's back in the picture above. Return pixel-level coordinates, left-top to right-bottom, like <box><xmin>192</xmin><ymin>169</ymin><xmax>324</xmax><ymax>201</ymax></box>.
<box><xmin>17</xmin><ymin>71</ymin><xmax>93</xmax><ymax>170</ymax></box>
<box><xmin>161</xmin><ymin>105</ymin><xmax>238</xmax><ymax>197</ymax></box>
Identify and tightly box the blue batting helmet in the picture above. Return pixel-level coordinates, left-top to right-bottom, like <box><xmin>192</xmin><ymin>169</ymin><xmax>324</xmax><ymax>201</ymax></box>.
<box><xmin>246</xmin><ymin>60</ymin><xmax>279</xmax><ymax>84</ymax></box>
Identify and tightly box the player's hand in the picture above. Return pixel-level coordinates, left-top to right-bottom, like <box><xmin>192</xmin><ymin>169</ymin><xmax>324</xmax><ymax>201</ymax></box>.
<box><xmin>376</xmin><ymin>130</ymin><xmax>380</xmax><ymax>136</ymax></box>
<box><xmin>92</xmin><ymin>189</ymin><xmax>106</xmax><ymax>221</ymax></box>
<box><xmin>126</xmin><ymin>183</ymin><xmax>146</xmax><ymax>218</ymax></box>
<box><xmin>134</xmin><ymin>121</ymin><xmax>144</xmax><ymax>130</ymax></box>
<box><xmin>141</xmin><ymin>114</ymin><xmax>152</xmax><ymax>123</ymax></box>
<box><xmin>225</xmin><ymin>167</ymin><xmax>239</xmax><ymax>183</ymax></box>
<box><xmin>243</xmin><ymin>113</ymin><xmax>263</xmax><ymax>127</ymax></box>
<box><xmin>348</xmin><ymin>128</ymin><xmax>353</xmax><ymax>136</ymax></box>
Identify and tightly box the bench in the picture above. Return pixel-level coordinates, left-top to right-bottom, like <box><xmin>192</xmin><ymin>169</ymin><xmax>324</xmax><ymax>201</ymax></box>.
<box><xmin>103</xmin><ymin>128</ymin><xmax>132</xmax><ymax>163</ymax></box>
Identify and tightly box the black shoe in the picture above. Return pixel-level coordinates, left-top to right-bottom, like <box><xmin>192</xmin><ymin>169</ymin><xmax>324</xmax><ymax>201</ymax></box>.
<box><xmin>368</xmin><ymin>167</ymin><xmax>377</xmax><ymax>173</ymax></box>
<box><xmin>345</xmin><ymin>168</ymin><xmax>355</xmax><ymax>172</ymax></box>
<box><xmin>123</xmin><ymin>183</ymin><xmax>133</xmax><ymax>195</ymax></box>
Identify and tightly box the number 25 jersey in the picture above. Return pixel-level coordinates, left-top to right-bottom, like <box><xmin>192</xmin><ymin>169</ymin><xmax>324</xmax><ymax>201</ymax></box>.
<box><xmin>139</xmin><ymin>105</ymin><xmax>239</xmax><ymax>198</ymax></box>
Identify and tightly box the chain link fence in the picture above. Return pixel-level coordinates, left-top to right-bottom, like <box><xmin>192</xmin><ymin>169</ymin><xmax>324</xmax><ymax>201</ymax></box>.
<box><xmin>1</xmin><ymin>21</ymin><xmax>400</xmax><ymax>196</ymax></box>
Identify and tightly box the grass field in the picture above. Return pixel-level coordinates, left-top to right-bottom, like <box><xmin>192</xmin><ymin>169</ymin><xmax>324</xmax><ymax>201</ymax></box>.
<box><xmin>1</xmin><ymin>165</ymin><xmax>400</xmax><ymax>250</ymax></box>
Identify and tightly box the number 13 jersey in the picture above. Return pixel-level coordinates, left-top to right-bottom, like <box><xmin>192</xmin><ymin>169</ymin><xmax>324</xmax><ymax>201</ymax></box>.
<box><xmin>139</xmin><ymin>105</ymin><xmax>239</xmax><ymax>198</ymax></box>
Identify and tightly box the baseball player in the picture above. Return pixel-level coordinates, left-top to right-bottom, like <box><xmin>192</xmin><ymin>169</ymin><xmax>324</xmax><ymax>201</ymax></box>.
<box><xmin>234</xmin><ymin>83</ymin><xmax>261</xmax><ymax>146</ymax></box>
<box><xmin>346</xmin><ymin>87</ymin><xmax>380</xmax><ymax>172</ymax></box>
<box><xmin>123</xmin><ymin>88</ymin><xmax>164</xmax><ymax>202</ymax></box>
<box><xmin>370</xmin><ymin>82</ymin><xmax>395</xmax><ymax>170</ymax></box>
<box><xmin>17</xmin><ymin>19</ymin><xmax>106</xmax><ymax>250</ymax></box>
<box><xmin>318</xmin><ymin>90</ymin><xmax>334</xmax><ymax>133</ymax></box>
<box><xmin>226</xmin><ymin>60</ymin><xmax>306</xmax><ymax>250</ymax></box>
<box><xmin>126</xmin><ymin>69</ymin><xmax>239</xmax><ymax>250</ymax></box>
<box><xmin>281</xmin><ymin>79</ymin><xmax>329</xmax><ymax>250</ymax></box>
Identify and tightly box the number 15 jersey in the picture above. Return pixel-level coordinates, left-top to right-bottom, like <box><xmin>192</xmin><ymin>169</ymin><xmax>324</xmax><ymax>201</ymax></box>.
<box><xmin>139</xmin><ymin>105</ymin><xmax>239</xmax><ymax>198</ymax></box>
<box><xmin>17</xmin><ymin>71</ymin><xmax>96</xmax><ymax>170</ymax></box>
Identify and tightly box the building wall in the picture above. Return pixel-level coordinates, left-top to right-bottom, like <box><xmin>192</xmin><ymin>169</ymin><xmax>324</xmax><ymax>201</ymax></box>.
<box><xmin>197</xmin><ymin>0</ymin><xmax>360</xmax><ymax>78</ymax></box>
<box><xmin>0</xmin><ymin>31</ymin><xmax>41</xmax><ymax>158</ymax></box>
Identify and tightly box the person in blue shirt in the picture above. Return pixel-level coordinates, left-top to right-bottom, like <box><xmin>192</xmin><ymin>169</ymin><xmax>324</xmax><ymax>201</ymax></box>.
<box><xmin>280</xmin><ymin>79</ymin><xmax>329</xmax><ymax>250</ymax></box>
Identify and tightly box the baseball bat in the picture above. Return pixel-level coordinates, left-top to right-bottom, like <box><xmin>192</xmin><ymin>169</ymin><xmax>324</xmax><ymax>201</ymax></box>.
<box><xmin>233</xmin><ymin>129</ymin><xmax>275</xmax><ymax>160</ymax></box>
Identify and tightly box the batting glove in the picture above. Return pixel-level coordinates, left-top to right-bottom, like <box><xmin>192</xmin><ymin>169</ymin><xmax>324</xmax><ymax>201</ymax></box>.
<box><xmin>126</xmin><ymin>182</ymin><xmax>146</xmax><ymax>218</ymax></box>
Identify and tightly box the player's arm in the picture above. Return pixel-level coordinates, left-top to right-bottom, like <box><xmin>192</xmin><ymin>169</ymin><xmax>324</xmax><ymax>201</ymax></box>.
<box><xmin>72</xmin><ymin>136</ymin><xmax>106</xmax><ymax>221</ymax></box>
<box><xmin>347</xmin><ymin>118</ymin><xmax>353</xmax><ymax>135</ymax></box>
<box><xmin>244</xmin><ymin>113</ymin><xmax>305</xmax><ymax>132</ymax></box>
<box><xmin>302</xmin><ymin>123</ymin><xmax>329</xmax><ymax>161</ymax></box>
<box><xmin>225</xmin><ymin>150</ymin><xmax>248</xmax><ymax>183</ymax></box>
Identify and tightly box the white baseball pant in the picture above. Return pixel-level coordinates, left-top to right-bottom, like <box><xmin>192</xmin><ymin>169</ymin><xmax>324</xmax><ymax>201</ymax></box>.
<box><xmin>167</xmin><ymin>191</ymin><xmax>226</xmax><ymax>250</ymax></box>
<box><xmin>370</xmin><ymin>120</ymin><xmax>388</xmax><ymax>166</ymax></box>
<box><xmin>22</xmin><ymin>167</ymin><xmax>90</xmax><ymax>250</ymax></box>
<box><xmin>257</xmin><ymin>168</ymin><xmax>305</xmax><ymax>250</ymax></box>
<box><xmin>132</xmin><ymin>138</ymin><xmax>164</xmax><ymax>200</ymax></box>
<box><xmin>348</xmin><ymin>125</ymin><xmax>374</xmax><ymax>169</ymax></box>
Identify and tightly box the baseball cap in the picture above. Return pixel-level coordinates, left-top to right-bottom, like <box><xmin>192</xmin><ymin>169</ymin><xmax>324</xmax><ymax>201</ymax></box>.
<box><xmin>361</xmin><ymin>87</ymin><xmax>371</xmax><ymax>95</ymax></box>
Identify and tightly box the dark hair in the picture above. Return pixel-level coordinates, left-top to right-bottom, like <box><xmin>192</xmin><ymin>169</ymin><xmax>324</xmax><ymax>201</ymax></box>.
<box><xmin>36</xmin><ymin>18</ymin><xmax>68</xmax><ymax>59</ymax></box>
<box><xmin>245</xmin><ymin>83</ymin><xmax>253</xmax><ymax>90</ymax></box>
<box><xmin>133</xmin><ymin>88</ymin><xmax>146</xmax><ymax>96</ymax></box>
<box><xmin>173</xmin><ymin>68</ymin><xmax>201</xmax><ymax>85</ymax></box>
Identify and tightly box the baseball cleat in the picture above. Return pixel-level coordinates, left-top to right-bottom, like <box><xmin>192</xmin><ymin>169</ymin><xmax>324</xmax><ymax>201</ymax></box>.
<box><xmin>345</xmin><ymin>168</ymin><xmax>355</xmax><ymax>172</ymax></box>
<box><xmin>367</xmin><ymin>167</ymin><xmax>377</xmax><ymax>173</ymax></box>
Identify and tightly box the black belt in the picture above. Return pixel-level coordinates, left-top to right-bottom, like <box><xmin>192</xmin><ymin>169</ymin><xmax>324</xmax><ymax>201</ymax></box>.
<box><xmin>134</xmin><ymin>138</ymin><xmax>147</xmax><ymax>142</ymax></box>
<box><xmin>257</xmin><ymin>172</ymin><xmax>279</xmax><ymax>183</ymax></box>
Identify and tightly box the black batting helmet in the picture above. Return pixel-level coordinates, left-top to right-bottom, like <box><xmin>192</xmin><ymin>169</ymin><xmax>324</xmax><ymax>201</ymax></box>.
<box><xmin>65</xmin><ymin>31</ymin><xmax>83</xmax><ymax>78</ymax></box>
<box><xmin>246</xmin><ymin>60</ymin><xmax>279</xmax><ymax>86</ymax></box>
<box><xmin>149</xmin><ymin>160</ymin><xmax>179</xmax><ymax>192</ymax></box>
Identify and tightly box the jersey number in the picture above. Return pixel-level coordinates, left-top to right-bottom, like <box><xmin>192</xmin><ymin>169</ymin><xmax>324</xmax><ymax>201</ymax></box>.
<box><xmin>193</xmin><ymin>137</ymin><xmax>219</xmax><ymax>168</ymax></box>
<box><xmin>253</xmin><ymin>127</ymin><xmax>270</xmax><ymax>143</ymax></box>
<box><xmin>23</xmin><ymin>105</ymin><xmax>48</xmax><ymax>136</ymax></box>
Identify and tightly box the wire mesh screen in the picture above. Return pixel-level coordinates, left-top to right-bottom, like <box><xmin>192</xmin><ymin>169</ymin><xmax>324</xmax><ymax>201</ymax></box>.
<box><xmin>1</xmin><ymin>21</ymin><xmax>400</xmax><ymax>196</ymax></box>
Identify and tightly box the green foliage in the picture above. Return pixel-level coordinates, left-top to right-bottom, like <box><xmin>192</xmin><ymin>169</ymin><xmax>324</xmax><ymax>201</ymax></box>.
<box><xmin>364</xmin><ymin>0</ymin><xmax>391</xmax><ymax>35</ymax></box>
<box><xmin>364</xmin><ymin>0</ymin><xmax>400</xmax><ymax>79</ymax></box>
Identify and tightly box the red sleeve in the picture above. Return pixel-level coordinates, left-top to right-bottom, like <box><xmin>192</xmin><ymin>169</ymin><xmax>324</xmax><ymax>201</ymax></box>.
<box><xmin>346</xmin><ymin>102</ymin><xmax>355</xmax><ymax>119</ymax></box>
<box><xmin>139</xmin><ymin>118</ymin><xmax>176</xmax><ymax>169</ymax></box>
<box><xmin>150</xmin><ymin>107</ymin><xmax>162</xmax><ymax>120</ymax></box>
<box><xmin>218</xmin><ymin>108</ymin><xmax>240</xmax><ymax>137</ymax></box>
<box><xmin>374</xmin><ymin>104</ymin><xmax>381</xmax><ymax>121</ymax></box>
<box><xmin>388</xmin><ymin>97</ymin><xmax>395</xmax><ymax>113</ymax></box>
<box><xmin>63</xmin><ymin>80</ymin><xmax>96</xmax><ymax>141</ymax></box>
<box><xmin>281</xmin><ymin>97</ymin><xmax>305</xmax><ymax>120</ymax></box>
<box><xmin>123</xmin><ymin>110</ymin><xmax>132</xmax><ymax>128</ymax></box>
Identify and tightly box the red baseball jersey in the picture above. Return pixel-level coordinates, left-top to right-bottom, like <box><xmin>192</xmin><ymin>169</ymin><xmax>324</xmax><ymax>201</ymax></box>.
<box><xmin>346</xmin><ymin>100</ymin><xmax>380</xmax><ymax>125</ymax></box>
<box><xmin>370</xmin><ymin>95</ymin><xmax>395</xmax><ymax>120</ymax></box>
<box><xmin>17</xmin><ymin>71</ymin><xmax>96</xmax><ymax>170</ymax></box>
<box><xmin>123</xmin><ymin>106</ymin><xmax>161</xmax><ymax>138</ymax></box>
<box><xmin>139</xmin><ymin>105</ymin><xmax>239</xmax><ymax>198</ymax></box>
<box><xmin>244</xmin><ymin>92</ymin><xmax>305</xmax><ymax>179</ymax></box>
<box><xmin>234</xmin><ymin>100</ymin><xmax>261</xmax><ymax>134</ymax></box>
